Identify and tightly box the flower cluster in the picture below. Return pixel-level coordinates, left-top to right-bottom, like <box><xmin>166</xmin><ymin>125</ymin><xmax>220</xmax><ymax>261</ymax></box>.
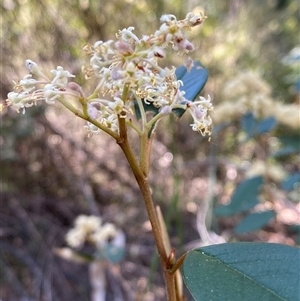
<box><xmin>213</xmin><ymin>72</ymin><xmax>300</xmax><ymax>129</ymax></box>
<box><xmin>246</xmin><ymin>159</ymin><xmax>287</xmax><ymax>183</ymax></box>
<box><xmin>65</xmin><ymin>215</ymin><xmax>117</xmax><ymax>249</ymax></box>
<box><xmin>187</xmin><ymin>95</ymin><xmax>213</xmax><ymax>135</ymax></box>
<box><xmin>6</xmin><ymin>60</ymin><xmax>76</xmax><ymax>114</ymax></box>
<box><xmin>5</xmin><ymin>12</ymin><xmax>213</xmax><ymax>136</ymax></box>
<box><xmin>82</xmin><ymin>12</ymin><xmax>210</xmax><ymax>134</ymax></box>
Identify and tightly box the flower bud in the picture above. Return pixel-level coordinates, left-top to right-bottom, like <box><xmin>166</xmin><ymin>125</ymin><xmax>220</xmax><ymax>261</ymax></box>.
<box><xmin>25</xmin><ymin>59</ymin><xmax>39</xmax><ymax>73</ymax></box>
<box><xmin>153</xmin><ymin>47</ymin><xmax>166</xmax><ymax>58</ymax></box>
<box><xmin>87</xmin><ymin>103</ymin><xmax>98</xmax><ymax>120</ymax></box>
<box><xmin>160</xmin><ymin>14</ymin><xmax>176</xmax><ymax>23</ymax></box>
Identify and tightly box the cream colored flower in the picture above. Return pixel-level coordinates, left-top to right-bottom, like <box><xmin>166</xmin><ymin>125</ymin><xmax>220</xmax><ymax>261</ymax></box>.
<box><xmin>215</xmin><ymin>71</ymin><xmax>300</xmax><ymax>129</ymax></box>
<box><xmin>246</xmin><ymin>160</ymin><xmax>287</xmax><ymax>183</ymax></box>
<box><xmin>74</xmin><ymin>215</ymin><xmax>102</xmax><ymax>234</ymax></box>
<box><xmin>65</xmin><ymin>228</ymin><xmax>86</xmax><ymax>248</ymax></box>
<box><xmin>91</xmin><ymin>223</ymin><xmax>118</xmax><ymax>247</ymax></box>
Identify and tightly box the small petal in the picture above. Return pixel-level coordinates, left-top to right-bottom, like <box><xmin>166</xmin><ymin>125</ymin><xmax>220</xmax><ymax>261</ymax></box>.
<box><xmin>160</xmin><ymin>14</ymin><xmax>176</xmax><ymax>23</ymax></box>
<box><xmin>184</xmin><ymin>57</ymin><xmax>194</xmax><ymax>72</ymax></box>
<box><xmin>87</xmin><ymin>103</ymin><xmax>98</xmax><ymax>120</ymax></box>
<box><xmin>25</xmin><ymin>59</ymin><xmax>39</xmax><ymax>73</ymax></box>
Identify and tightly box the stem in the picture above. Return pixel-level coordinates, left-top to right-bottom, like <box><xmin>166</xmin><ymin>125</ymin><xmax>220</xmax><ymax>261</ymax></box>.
<box><xmin>136</xmin><ymin>95</ymin><xmax>147</xmax><ymax>131</ymax></box>
<box><xmin>140</xmin><ymin>131</ymin><xmax>149</xmax><ymax>176</ymax></box>
<box><xmin>169</xmin><ymin>252</ymin><xmax>187</xmax><ymax>274</ymax></box>
<box><xmin>57</xmin><ymin>89</ymin><xmax>180</xmax><ymax>299</ymax></box>
<box><xmin>58</xmin><ymin>97</ymin><xmax>119</xmax><ymax>139</ymax></box>
<box><xmin>117</xmin><ymin>132</ymin><xmax>176</xmax><ymax>300</ymax></box>
<box><xmin>147</xmin><ymin>112</ymin><xmax>163</xmax><ymax>129</ymax></box>
<box><xmin>79</xmin><ymin>96</ymin><xmax>88</xmax><ymax>117</ymax></box>
<box><xmin>118</xmin><ymin>138</ymin><xmax>166</xmax><ymax>261</ymax></box>
<box><xmin>126</xmin><ymin>119</ymin><xmax>143</xmax><ymax>135</ymax></box>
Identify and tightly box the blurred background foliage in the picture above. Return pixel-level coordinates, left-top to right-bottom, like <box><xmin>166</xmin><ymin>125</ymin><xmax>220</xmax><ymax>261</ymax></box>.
<box><xmin>1</xmin><ymin>0</ymin><xmax>299</xmax><ymax>300</ymax></box>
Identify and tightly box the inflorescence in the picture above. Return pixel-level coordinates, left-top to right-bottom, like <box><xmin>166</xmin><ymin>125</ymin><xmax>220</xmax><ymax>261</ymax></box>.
<box><xmin>6</xmin><ymin>12</ymin><xmax>213</xmax><ymax>137</ymax></box>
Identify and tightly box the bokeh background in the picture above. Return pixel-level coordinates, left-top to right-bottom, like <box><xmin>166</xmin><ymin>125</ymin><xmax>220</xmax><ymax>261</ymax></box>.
<box><xmin>1</xmin><ymin>0</ymin><xmax>299</xmax><ymax>300</ymax></box>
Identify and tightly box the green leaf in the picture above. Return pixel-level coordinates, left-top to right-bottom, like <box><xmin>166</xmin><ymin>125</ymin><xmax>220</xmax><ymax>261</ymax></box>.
<box><xmin>96</xmin><ymin>245</ymin><xmax>125</xmax><ymax>264</ymax></box>
<box><xmin>241</xmin><ymin>113</ymin><xmax>276</xmax><ymax>139</ymax></box>
<box><xmin>241</xmin><ymin>112</ymin><xmax>256</xmax><ymax>138</ymax></box>
<box><xmin>257</xmin><ymin>116</ymin><xmax>277</xmax><ymax>134</ymax></box>
<box><xmin>273</xmin><ymin>135</ymin><xmax>300</xmax><ymax>157</ymax></box>
<box><xmin>103</xmin><ymin>244</ymin><xmax>125</xmax><ymax>263</ymax></box>
<box><xmin>173</xmin><ymin>61</ymin><xmax>208</xmax><ymax>117</ymax></box>
<box><xmin>133</xmin><ymin>100</ymin><xmax>159</xmax><ymax>120</ymax></box>
<box><xmin>273</xmin><ymin>146</ymin><xmax>299</xmax><ymax>157</ymax></box>
<box><xmin>281</xmin><ymin>172</ymin><xmax>300</xmax><ymax>191</ymax></box>
<box><xmin>234</xmin><ymin>210</ymin><xmax>275</xmax><ymax>234</ymax></box>
<box><xmin>279</xmin><ymin>135</ymin><xmax>300</xmax><ymax>151</ymax></box>
<box><xmin>183</xmin><ymin>242</ymin><xmax>300</xmax><ymax>301</ymax></box>
<box><xmin>214</xmin><ymin>176</ymin><xmax>264</xmax><ymax>216</ymax></box>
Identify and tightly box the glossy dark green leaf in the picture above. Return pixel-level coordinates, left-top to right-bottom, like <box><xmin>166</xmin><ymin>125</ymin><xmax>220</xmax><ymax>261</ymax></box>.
<box><xmin>234</xmin><ymin>210</ymin><xmax>275</xmax><ymax>234</ymax></box>
<box><xmin>281</xmin><ymin>172</ymin><xmax>300</xmax><ymax>191</ymax></box>
<box><xmin>241</xmin><ymin>112</ymin><xmax>256</xmax><ymax>138</ymax></box>
<box><xmin>183</xmin><ymin>242</ymin><xmax>300</xmax><ymax>301</ymax></box>
<box><xmin>214</xmin><ymin>176</ymin><xmax>264</xmax><ymax>216</ymax></box>
<box><xmin>257</xmin><ymin>116</ymin><xmax>277</xmax><ymax>134</ymax></box>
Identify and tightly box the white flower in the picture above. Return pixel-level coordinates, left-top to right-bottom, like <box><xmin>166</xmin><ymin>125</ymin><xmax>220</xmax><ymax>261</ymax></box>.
<box><xmin>114</xmin><ymin>41</ymin><xmax>133</xmax><ymax>55</ymax></box>
<box><xmin>65</xmin><ymin>228</ymin><xmax>86</xmax><ymax>249</ymax></box>
<box><xmin>118</xmin><ymin>27</ymin><xmax>139</xmax><ymax>43</ymax></box>
<box><xmin>51</xmin><ymin>66</ymin><xmax>75</xmax><ymax>86</ymax></box>
<box><xmin>74</xmin><ymin>215</ymin><xmax>102</xmax><ymax>233</ymax></box>
<box><xmin>175</xmin><ymin>39</ymin><xmax>194</xmax><ymax>52</ymax></box>
<box><xmin>185</xmin><ymin>12</ymin><xmax>207</xmax><ymax>26</ymax></box>
<box><xmin>103</xmin><ymin>114</ymin><xmax>119</xmax><ymax>132</ymax></box>
<box><xmin>7</xmin><ymin>91</ymin><xmax>34</xmax><ymax>113</ymax></box>
<box><xmin>87</xmin><ymin>103</ymin><xmax>99</xmax><ymax>120</ymax></box>
<box><xmin>84</xmin><ymin>122</ymin><xmax>101</xmax><ymax>135</ymax></box>
<box><xmin>65</xmin><ymin>215</ymin><xmax>119</xmax><ymax>250</ymax></box>
<box><xmin>44</xmin><ymin>84</ymin><xmax>60</xmax><ymax>104</ymax></box>
<box><xmin>187</xmin><ymin>95</ymin><xmax>213</xmax><ymax>136</ymax></box>
<box><xmin>25</xmin><ymin>59</ymin><xmax>40</xmax><ymax>74</ymax></box>
<box><xmin>149</xmin><ymin>47</ymin><xmax>166</xmax><ymax>59</ymax></box>
<box><xmin>160</xmin><ymin>14</ymin><xmax>177</xmax><ymax>23</ymax></box>
<box><xmin>91</xmin><ymin>223</ymin><xmax>117</xmax><ymax>247</ymax></box>
<box><xmin>6</xmin><ymin>13</ymin><xmax>209</xmax><ymax>136</ymax></box>
<box><xmin>108</xmin><ymin>97</ymin><xmax>124</xmax><ymax>114</ymax></box>
<box><xmin>19</xmin><ymin>74</ymin><xmax>37</xmax><ymax>91</ymax></box>
<box><xmin>25</xmin><ymin>59</ymin><xmax>49</xmax><ymax>80</ymax></box>
<box><xmin>184</xmin><ymin>57</ymin><xmax>194</xmax><ymax>72</ymax></box>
